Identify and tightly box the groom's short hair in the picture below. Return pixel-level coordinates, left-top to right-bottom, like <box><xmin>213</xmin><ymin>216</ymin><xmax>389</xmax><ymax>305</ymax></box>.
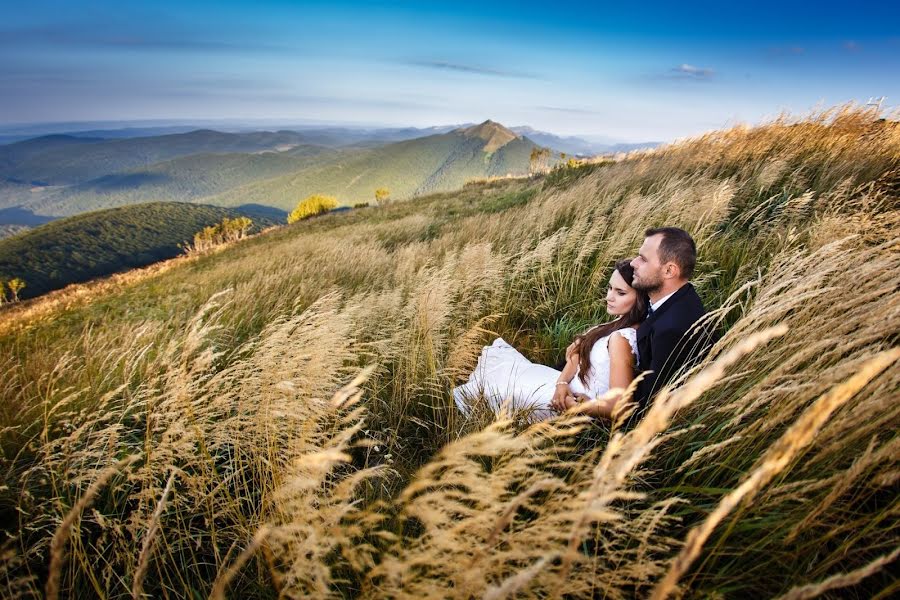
<box><xmin>645</xmin><ymin>227</ymin><xmax>696</xmax><ymax>279</ymax></box>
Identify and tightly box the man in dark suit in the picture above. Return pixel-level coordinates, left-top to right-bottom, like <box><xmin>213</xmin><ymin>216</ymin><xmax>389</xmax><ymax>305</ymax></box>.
<box><xmin>630</xmin><ymin>227</ymin><xmax>712</xmax><ymax>415</ymax></box>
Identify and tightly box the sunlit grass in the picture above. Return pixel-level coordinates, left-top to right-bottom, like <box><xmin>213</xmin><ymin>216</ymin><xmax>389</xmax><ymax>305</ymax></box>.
<box><xmin>1</xmin><ymin>104</ymin><xmax>897</xmax><ymax>598</ymax></box>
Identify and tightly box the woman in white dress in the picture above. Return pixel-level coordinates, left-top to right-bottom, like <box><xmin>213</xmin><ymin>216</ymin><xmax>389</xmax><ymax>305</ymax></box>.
<box><xmin>453</xmin><ymin>259</ymin><xmax>648</xmax><ymax>420</ymax></box>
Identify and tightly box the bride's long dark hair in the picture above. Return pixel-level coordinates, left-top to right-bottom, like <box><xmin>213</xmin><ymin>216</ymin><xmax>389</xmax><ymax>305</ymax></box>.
<box><xmin>574</xmin><ymin>259</ymin><xmax>648</xmax><ymax>386</ymax></box>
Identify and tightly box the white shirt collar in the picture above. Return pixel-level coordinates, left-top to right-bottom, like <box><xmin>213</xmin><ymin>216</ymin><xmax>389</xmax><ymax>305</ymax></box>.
<box><xmin>650</xmin><ymin>290</ymin><xmax>677</xmax><ymax>313</ymax></box>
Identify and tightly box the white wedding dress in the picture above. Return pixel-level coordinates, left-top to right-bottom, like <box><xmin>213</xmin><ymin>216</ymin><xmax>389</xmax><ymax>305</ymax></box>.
<box><xmin>453</xmin><ymin>327</ymin><xmax>639</xmax><ymax>420</ymax></box>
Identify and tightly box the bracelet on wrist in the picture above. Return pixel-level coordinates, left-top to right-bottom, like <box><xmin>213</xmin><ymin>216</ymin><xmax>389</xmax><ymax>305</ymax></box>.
<box><xmin>555</xmin><ymin>381</ymin><xmax>569</xmax><ymax>386</ymax></box>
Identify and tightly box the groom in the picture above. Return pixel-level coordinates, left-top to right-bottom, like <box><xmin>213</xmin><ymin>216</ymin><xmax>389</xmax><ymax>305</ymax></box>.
<box><xmin>629</xmin><ymin>227</ymin><xmax>712</xmax><ymax>415</ymax></box>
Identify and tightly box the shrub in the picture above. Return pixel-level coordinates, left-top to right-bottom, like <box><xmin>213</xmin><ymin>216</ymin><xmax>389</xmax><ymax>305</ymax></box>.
<box><xmin>287</xmin><ymin>194</ymin><xmax>339</xmax><ymax>223</ymax></box>
<box><xmin>375</xmin><ymin>188</ymin><xmax>391</xmax><ymax>206</ymax></box>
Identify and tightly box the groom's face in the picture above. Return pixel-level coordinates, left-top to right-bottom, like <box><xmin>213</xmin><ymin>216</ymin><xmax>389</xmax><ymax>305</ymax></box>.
<box><xmin>631</xmin><ymin>235</ymin><xmax>665</xmax><ymax>293</ymax></box>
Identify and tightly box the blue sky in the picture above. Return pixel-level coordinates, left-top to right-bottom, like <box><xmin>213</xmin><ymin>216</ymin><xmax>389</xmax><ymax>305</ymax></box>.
<box><xmin>1</xmin><ymin>0</ymin><xmax>897</xmax><ymax>141</ymax></box>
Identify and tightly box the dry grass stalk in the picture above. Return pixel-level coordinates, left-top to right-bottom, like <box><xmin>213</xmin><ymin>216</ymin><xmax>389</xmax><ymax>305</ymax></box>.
<box><xmin>482</xmin><ymin>555</ymin><xmax>556</xmax><ymax>600</ymax></box>
<box><xmin>208</xmin><ymin>526</ymin><xmax>272</xmax><ymax>600</ymax></box>
<box><xmin>651</xmin><ymin>349</ymin><xmax>900</xmax><ymax>600</ymax></box>
<box><xmin>774</xmin><ymin>545</ymin><xmax>900</xmax><ymax>600</ymax></box>
<box><xmin>132</xmin><ymin>469</ymin><xmax>176</xmax><ymax>599</ymax></box>
<box><xmin>45</xmin><ymin>454</ymin><xmax>140</xmax><ymax>600</ymax></box>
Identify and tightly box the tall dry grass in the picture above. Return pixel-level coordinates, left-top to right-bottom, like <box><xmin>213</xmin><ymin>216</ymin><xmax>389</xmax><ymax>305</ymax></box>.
<box><xmin>1</xmin><ymin>104</ymin><xmax>897</xmax><ymax>598</ymax></box>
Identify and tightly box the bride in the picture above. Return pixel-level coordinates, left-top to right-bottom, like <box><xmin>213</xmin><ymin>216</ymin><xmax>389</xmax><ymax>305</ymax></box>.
<box><xmin>453</xmin><ymin>260</ymin><xmax>648</xmax><ymax>420</ymax></box>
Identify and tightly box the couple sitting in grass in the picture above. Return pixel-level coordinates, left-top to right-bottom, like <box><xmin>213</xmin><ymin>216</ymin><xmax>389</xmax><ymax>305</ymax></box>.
<box><xmin>454</xmin><ymin>227</ymin><xmax>713</xmax><ymax>421</ymax></box>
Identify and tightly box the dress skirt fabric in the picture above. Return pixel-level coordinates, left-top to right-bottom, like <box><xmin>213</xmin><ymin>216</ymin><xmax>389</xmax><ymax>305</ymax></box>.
<box><xmin>453</xmin><ymin>329</ymin><xmax>639</xmax><ymax>421</ymax></box>
<box><xmin>453</xmin><ymin>338</ymin><xmax>561</xmax><ymax>420</ymax></box>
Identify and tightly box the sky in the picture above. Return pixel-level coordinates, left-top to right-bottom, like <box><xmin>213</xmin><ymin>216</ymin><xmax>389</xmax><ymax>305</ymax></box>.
<box><xmin>1</xmin><ymin>0</ymin><xmax>898</xmax><ymax>142</ymax></box>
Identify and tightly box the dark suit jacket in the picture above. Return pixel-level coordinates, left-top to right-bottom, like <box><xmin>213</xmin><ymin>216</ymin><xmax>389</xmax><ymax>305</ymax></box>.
<box><xmin>634</xmin><ymin>283</ymin><xmax>711</xmax><ymax>414</ymax></box>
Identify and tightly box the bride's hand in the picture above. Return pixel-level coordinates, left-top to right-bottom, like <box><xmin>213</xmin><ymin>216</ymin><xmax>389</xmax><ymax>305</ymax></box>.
<box><xmin>565</xmin><ymin>339</ymin><xmax>581</xmax><ymax>362</ymax></box>
<box><xmin>551</xmin><ymin>383</ymin><xmax>570</xmax><ymax>412</ymax></box>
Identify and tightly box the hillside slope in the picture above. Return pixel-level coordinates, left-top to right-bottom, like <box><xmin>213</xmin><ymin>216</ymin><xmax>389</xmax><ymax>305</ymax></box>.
<box><xmin>0</xmin><ymin>201</ymin><xmax>281</xmax><ymax>299</ymax></box>
<box><xmin>3</xmin><ymin>107</ymin><xmax>895</xmax><ymax>599</ymax></box>
<box><xmin>208</xmin><ymin>120</ymin><xmax>547</xmax><ymax>210</ymax></box>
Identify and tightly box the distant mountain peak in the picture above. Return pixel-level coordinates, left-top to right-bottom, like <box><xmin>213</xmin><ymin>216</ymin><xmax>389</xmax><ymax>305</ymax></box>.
<box><xmin>460</xmin><ymin>119</ymin><xmax>520</xmax><ymax>152</ymax></box>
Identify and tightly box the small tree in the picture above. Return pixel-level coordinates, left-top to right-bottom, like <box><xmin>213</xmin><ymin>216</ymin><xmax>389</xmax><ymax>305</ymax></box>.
<box><xmin>235</xmin><ymin>216</ymin><xmax>252</xmax><ymax>238</ymax></box>
<box><xmin>221</xmin><ymin>216</ymin><xmax>252</xmax><ymax>243</ymax></box>
<box><xmin>529</xmin><ymin>146</ymin><xmax>552</xmax><ymax>174</ymax></box>
<box><xmin>186</xmin><ymin>225</ymin><xmax>220</xmax><ymax>255</ymax></box>
<box><xmin>183</xmin><ymin>216</ymin><xmax>254</xmax><ymax>256</ymax></box>
<box><xmin>7</xmin><ymin>278</ymin><xmax>25</xmax><ymax>302</ymax></box>
<box><xmin>375</xmin><ymin>188</ymin><xmax>391</xmax><ymax>206</ymax></box>
<box><xmin>287</xmin><ymin>195</ymin><xmax>338</xmax><ymax>223</ymax></box>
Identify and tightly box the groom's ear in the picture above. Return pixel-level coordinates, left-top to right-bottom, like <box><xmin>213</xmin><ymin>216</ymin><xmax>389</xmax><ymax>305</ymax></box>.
<box><xmin>663</xmin><ymin>261</ymin><xmax>681</xmax><ymax>279</ymax></box>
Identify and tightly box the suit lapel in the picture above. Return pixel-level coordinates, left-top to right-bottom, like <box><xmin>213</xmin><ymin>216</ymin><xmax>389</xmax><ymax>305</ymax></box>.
<box><xmin>637</xmin><ymin>312</ymin><xmax>656</xmax><ymax>341</ymax></box>
<box><xmin>637</xmin><ymin>283</ymin><xmax>694</xmax><ymax>341</ymax></box>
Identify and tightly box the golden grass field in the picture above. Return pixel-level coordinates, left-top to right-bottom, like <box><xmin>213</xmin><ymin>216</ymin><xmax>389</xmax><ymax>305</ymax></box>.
<box><xmin>1</xmin><ymin>105</ymin><xmax>898</xmax><ymax>598</ymax></box>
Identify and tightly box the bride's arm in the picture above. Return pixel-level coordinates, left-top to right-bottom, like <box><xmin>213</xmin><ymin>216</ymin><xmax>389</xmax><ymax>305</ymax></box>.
<box><xmin>580</xmin><ymin>333</ymin><xmax>635</xmax><ymax>419</ymax></box>
<box><xmin>550</xmin><ymin>353</ymin><xmax>580</xmax><ymax>411</ymax></box>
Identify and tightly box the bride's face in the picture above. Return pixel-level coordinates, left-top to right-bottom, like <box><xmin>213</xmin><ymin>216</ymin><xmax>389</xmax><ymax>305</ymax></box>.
<box><xmin>606</xmin><ymin>269</ymin><xmax>638</xmax><ymax>317</ymax></box>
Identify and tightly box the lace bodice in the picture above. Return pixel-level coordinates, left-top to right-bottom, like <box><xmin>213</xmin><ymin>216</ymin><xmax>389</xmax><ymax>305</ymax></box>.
<box><xmin>568</xmin><ymin>327</ymin><xmax>639</xmax><ymax>399</ymax></box>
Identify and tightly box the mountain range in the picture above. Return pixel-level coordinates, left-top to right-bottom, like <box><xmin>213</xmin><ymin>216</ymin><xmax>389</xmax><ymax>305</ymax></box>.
<box><xmin>0</xmin><ymin>120</ymin><xmax>659</xmax><ymax>238</ymax></box>
<box><xmin>0</xmin><ymin>120</ymin><xmax>655</xmax><ymax>154</ymax></box>
<box><xmin>0</xmin><ymin>121</ymin><xmax>556</xmax><ymax>222</ymax></box>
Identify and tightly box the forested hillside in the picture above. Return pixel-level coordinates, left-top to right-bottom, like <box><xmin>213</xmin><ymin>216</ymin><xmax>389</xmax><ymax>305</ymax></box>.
<box><xmin>0</xmin><ymin>202</ymin><xmax>280</xmax><ymax>299</ymax></box>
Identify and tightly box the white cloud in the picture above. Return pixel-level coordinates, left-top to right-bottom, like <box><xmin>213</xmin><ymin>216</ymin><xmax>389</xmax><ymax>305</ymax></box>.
<box><xmin>671</xmin><ymin>64</ymin><xmax>715</xmax><ymax>79</ymax></box>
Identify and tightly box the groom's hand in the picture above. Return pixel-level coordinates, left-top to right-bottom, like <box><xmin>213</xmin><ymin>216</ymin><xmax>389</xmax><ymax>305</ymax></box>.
<box><xmin>559</xmin><ymin>392</ymin><xmax>580</xmax><ymax>411</ymax></box>
<box><xmin>560</xmin><ymin>393</ymin><xmax>592</xmax><ymax>411</ymax></box>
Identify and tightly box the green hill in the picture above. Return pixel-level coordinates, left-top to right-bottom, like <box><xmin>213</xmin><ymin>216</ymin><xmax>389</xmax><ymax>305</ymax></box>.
<box><xmin>0</xmin><ymin>201</ymin><xmax>282</xmax><ymax>299</ymax></box>
<box><xmin>208</xmin><ymin>120</ymin><xmax>551</xmax><ymax>210</ymax></box>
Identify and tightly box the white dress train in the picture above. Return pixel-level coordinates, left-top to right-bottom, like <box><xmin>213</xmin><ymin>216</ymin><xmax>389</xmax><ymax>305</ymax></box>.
<box><xmin>452</xmin><ymin>328</ymin><xmax>639</xmax><ymax>420</ymax></box>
